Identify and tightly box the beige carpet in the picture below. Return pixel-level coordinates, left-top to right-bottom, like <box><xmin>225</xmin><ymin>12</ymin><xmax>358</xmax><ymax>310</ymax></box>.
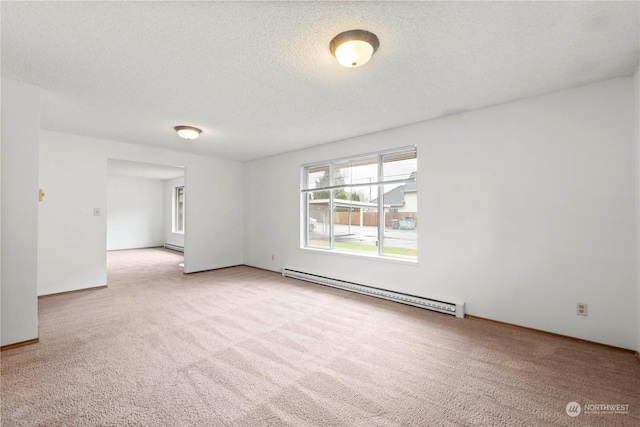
<box><xmin>1</xmin><ymin>248</ymin><xmax>639</xmax><ymax>426</ymax></box>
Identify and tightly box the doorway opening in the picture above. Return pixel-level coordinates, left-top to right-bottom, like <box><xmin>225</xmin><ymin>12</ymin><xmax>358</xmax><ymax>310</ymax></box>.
<box><xmin>106</xmin><ymin>159</ymin><xmax>186</xmax><ymax>270</ymax></box>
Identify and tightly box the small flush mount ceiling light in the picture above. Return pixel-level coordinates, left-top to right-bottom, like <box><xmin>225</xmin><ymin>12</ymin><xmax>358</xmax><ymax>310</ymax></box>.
<box><xmin>174</xmin><ymin>125</ymin><xmax>202</xmax><ymax>140</ymax></box>
<box><xmin>330</xmin><ymin>29</ymin><xmax>379</xmax><ymax>67</ymax></box>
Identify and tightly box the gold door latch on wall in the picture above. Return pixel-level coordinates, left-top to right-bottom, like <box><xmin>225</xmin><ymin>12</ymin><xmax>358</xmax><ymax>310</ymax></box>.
<box><xmin>39</xmin><ymin>188</ymin><xmax>45</xmax><ymax>202</ymax></box>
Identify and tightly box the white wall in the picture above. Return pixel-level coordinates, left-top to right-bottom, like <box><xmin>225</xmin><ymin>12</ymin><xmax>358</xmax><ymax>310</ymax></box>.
<box><xmin>38</xmin><ymin>131</ymin><xmax>243</xmax><ymax>296</ymax></box>
<box><xmin>38</xmin><ymin>135</ymin><xmax>108</xmax><ymax>295</ymax></box>
<box><xmin>1</xmin><ymin>78</ymin><xmax>40</xmax><ymax>346</ymax></box>
<box><xmin>636</xmin><ymin>64</ymin><xmax>640</xmax><ymax>353</ymax></box>
<box><xmin>244</xmin><ymin>77</ymin><xmax>638</xmax><ymax>350</ymax></box>
<box><xmin>164</xmin><ymin>176</ymin><xmax>185</xmax><ymax>248</ymax></box>
<box><xmin>107</xmin><ymin>176</ymin><xmax>164</xmax><ymax>250</ymax></box>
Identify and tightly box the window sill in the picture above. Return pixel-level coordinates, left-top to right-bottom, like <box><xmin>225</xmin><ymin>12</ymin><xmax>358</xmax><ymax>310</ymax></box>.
<box><xmin>300</xmin><ymin>246</ymin><xmax>418</xmax><ymax>267</ymax></box>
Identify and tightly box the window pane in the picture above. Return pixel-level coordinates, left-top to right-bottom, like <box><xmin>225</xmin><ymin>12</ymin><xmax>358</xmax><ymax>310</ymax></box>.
<box><xmin>333</xmin><ymin>156</ymin><xmax>378</xmax><ymax>186</ymax></box>
<box><xmin>333</xmin><ymin>185</ymin><xmax>378</xmax><ymax>255</ymax></box>
<box><xmin>382</xmin><ymin>151</ymin><xmax>416</xmax><ymax>183</ymax></box>
<box><xmin>382</xmin><ymin>181</ymin><xmax>417</xmax><ymax>258</ymax></box>
<box><xmin>308</xmin><ymin>191</ymin><xmax>330</xmax><ymax>248</ymax></box>
<box><xmin>307</xmin><ymin>165</ymin><xmax>330</xmax><ymax>190</ymax></box>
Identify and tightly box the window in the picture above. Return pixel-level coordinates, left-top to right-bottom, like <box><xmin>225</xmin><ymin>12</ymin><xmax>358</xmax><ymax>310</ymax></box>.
<box><xmin>302</xmin><ymin>147</ymin><xmax>417</xmax><ymax>260</ymax></box>
<box><xmin>174</xmin><ymin>186</ymin><xmax>185</xmax><ymax>234</ymax></box>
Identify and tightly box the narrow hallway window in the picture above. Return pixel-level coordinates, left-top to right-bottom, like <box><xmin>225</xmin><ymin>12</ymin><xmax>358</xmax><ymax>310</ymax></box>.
<box><xmin>174</xmin><ymin>186</ymin><xmax>185</xmax><ymax>233</ymax></box>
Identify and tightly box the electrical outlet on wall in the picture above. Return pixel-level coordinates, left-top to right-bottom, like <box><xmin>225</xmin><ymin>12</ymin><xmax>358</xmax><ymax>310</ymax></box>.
<box><xmin>577</xmin><ymin>302</ymin><xmax>588</xmax><ymax>316</ymax></box>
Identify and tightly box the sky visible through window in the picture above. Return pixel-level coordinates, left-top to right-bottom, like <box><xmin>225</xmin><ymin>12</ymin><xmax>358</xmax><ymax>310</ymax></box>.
<box><xmin>309</xmin><ymin>158</ymin><xmax>416</xmax><ymax>202</ymax></box>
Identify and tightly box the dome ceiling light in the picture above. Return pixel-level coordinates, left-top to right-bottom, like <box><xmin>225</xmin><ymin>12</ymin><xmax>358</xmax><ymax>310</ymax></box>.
<box><xmin>174</xmin><ymin>125</ymin><xmax>202</xmax><ymax>140</ymax></box>
<box><xmin>330</xmin><ymin>29</ymin><xmax>379</xmax><ymax>68</ymax></box>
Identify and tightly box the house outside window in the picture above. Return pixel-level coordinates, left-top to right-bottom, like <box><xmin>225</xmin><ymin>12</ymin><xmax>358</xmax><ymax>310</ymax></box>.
<box><xmin>302</xmin><ymin>147</ymin><xmax>417</xmax><ymax>260</ymax></box>
<box><xmin>174</xmin><ymin>186</ymin><xmax>185</xmax><ymax>234</ymax></box>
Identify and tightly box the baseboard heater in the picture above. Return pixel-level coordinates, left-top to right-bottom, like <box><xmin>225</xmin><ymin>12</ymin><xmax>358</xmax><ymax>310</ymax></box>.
<box><xmin>282</xmin><ymin>268</ymin><xmax>464</xmax><ymax>318</ymax></box>
<box><xmin>163</xmin><ymin>243</ymin><xmax>184</xmax><ymax>253</ymax></box>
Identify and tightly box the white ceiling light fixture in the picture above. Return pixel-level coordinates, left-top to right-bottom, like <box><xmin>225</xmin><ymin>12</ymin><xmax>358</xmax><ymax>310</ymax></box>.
<box><xmin>174</xmin><ymin>125</ymin><xmax>202</xmax><ymax>140</ymax></box>
<box><xmin>330</xmin><ymin>29</ymin><xmax>380</xmax><ymax>68</ymax></box>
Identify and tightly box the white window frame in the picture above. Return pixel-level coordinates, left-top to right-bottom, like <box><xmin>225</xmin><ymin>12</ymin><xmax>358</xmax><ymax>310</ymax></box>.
<box><xmin>301</xmin><ymin>146</ymin><xmax>417</xmax><ymax>260</ymax></box>
<box><xmin>173</xmin><ymin>185</ymin><xmax>185</xmax><ymax>234</ymax></box>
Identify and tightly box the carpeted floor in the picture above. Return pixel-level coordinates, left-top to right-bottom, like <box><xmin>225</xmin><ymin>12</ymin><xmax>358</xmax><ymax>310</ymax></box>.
<box><xmin>1</xmin><ymin>247</ymin><xmax>639</xmax><ymax>426</ymax></box>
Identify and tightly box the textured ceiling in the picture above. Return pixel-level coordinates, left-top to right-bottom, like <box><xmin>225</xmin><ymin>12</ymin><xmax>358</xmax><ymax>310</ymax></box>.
<box><xmin>2</xmin><ymin>1</ymin><xmax>638</xmax><ymax>161</ymax></box>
